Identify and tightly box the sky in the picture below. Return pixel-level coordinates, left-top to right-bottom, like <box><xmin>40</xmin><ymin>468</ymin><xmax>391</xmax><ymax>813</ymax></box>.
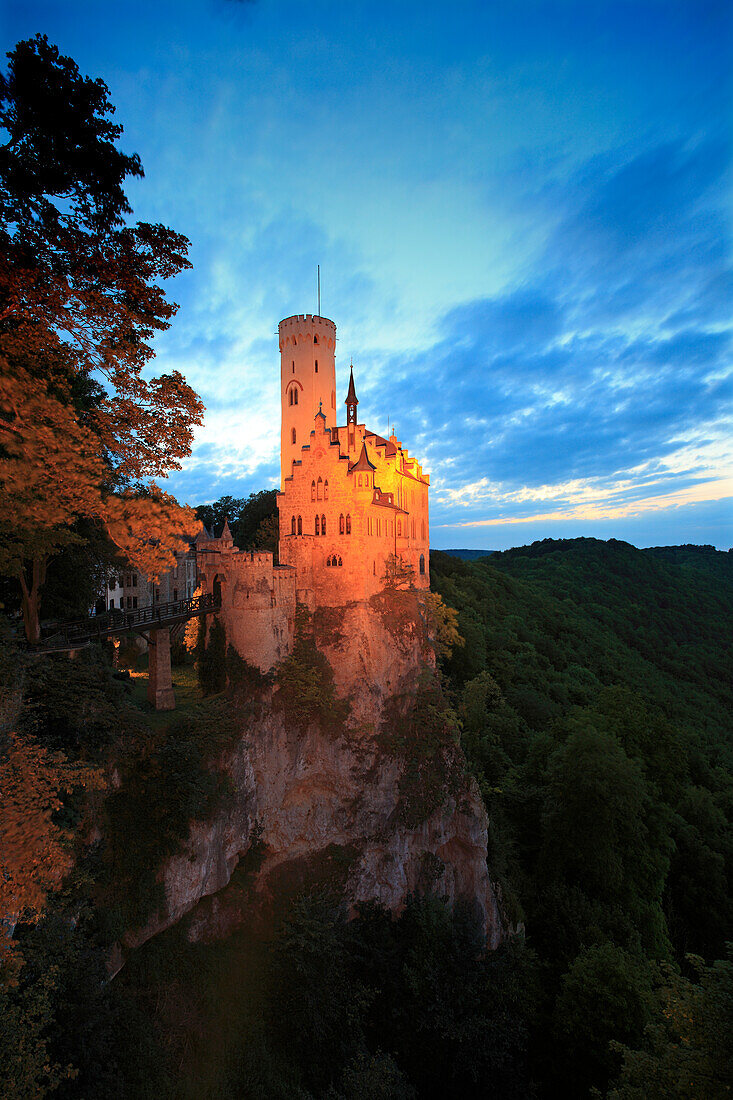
<box><xmin>4</xmin><ymin>0</ymin><xmax>732</xmax><ymax>549</ymax></box>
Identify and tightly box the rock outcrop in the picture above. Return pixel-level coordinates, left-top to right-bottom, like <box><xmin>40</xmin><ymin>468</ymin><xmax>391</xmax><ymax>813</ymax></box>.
<box><xmin>120</xmin><ymin>591</ymin><xmax>505</xmax><ymax>961</ymax></box>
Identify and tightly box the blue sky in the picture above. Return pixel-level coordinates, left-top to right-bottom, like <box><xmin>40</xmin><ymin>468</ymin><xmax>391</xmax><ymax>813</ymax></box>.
<box><xmin>4</xmin><ymin>0</ymin><xmax>732</xmax><ymax>548</ymax></box>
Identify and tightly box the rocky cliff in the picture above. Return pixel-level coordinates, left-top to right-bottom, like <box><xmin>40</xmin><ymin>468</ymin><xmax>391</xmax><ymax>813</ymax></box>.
<box><xmin>118</xmin><ymin>590</ymin><xmax>505</xmax><ymax>965</ymax></box>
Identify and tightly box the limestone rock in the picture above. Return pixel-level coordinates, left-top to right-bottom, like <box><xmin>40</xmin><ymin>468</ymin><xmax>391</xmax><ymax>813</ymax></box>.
<box><xmin>119</xmin><ymin>593</ymin><xmax>505</xmax><ymax>962</ymax></box>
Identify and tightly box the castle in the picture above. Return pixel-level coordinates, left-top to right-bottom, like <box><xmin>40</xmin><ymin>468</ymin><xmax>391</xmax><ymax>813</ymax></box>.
<box><xmin>195</xmin><ymin>314</ymin><xmax>430</xmax><ymax>669</ymax></box>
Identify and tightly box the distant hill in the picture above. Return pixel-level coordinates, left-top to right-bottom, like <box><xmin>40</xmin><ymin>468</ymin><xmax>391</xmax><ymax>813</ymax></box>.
<box><xmin>430</xmin><ymin>537</ymin><xmax>733</xmax><ymax>971</ymax></box>
<box><xmin>440</xmin><ymin>548</ymin><xmax>497</xmax><ymax>560</ymax></box>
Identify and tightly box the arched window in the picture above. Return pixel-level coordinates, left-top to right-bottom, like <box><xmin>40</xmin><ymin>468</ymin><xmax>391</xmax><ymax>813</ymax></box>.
<box><xmin>297</xmin><ymin>515</ymin><xmax>302</xmax><ymax>535</ymax></box>
<box><xmin>346</xmin><ymin>514</ymin><xmax>351</xmax><ymax>534</ymax></box>
<box><xmin>291</xmin><ymin>515</ymin><xmax>296</xmax><ymax>535</ymax></box>
<box><xmin>311</xmin><ymin>480</ymin><xmax>316</xmax><ymax>501</ymax></box>
<box><xmin>289</xmin><ymin>389</ymin><xmax>294</xmax><ymax>406</ymax></box>
<box><xmin>326</xmin><ymin>555</ymin><xmax>332</xmax><ymax>567</ymax></box>
<box><xmin>291</xmin><ymin>428</ymin><xmax>296</xmax><ymax>444</ymax></box>
<box><xmin>317</xmin><ymin>476</ymin><xmax>323</xmax><ymax>500</ymax></box>
<box><xmin>321</xmin><ymin>514</ymin><xmax>326</xmax><ymax>535</ymax></box>
<box><xmin>324</xmin><ymin>480</ymin><xmax>329</xmax><ymax>500</ymax></box>
<box><xmin>358</xmin><ymin>474</ymin><xmax>362</xmax><ymax>487</ymax></box>
<box><xmin>314</xmin><ymin>335</ymin><xmax>319</xmax><ymax>344</ymax></box>
<box><xmin>420</xmin><ymin>554</ymin><xmax>425</xmax><ymax>575</ymax></box>
<box><xmin>339</xmin><ymin>514</ymin><xmax>345</xmax><ymax>534</ymax></box>
<box><xmin>337</xmin><ymin>556</ymin><xmax>342</xmax><ymax>567</ymax></box>
<box><xmin>315</xmin><ymin>515</ymin><xmax>320</xmax><ymax>536</ymax></box>
<box><xmin>315</xmin><ymin>359</ymin><xmax>318</xmax><ymax>373</ymax></box>
<box><xmin>292</xmin><ymin>360</ymin><xmax>295</xmax><ymax>372</ymax></box>
<box><xmin>293</xmin><ymin>388</ymin><xmax>298</xmax><ymax>405</ymax></box>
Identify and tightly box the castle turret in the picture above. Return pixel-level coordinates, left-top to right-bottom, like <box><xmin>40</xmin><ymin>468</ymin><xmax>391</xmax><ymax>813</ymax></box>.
<box><xmin>279</xmin><ymin>314</ymin><xmax>337</xmax><ymax>487</ymax></box>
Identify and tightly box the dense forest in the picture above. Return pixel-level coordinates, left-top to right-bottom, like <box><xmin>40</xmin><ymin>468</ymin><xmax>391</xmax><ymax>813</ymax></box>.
<box><xmin>2</xmin><ymin>534</ymin><xmax>731</xmax><ymax>1098</ymax></box>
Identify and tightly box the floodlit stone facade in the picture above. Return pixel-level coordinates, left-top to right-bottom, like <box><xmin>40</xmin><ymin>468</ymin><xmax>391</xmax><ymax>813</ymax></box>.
<box><xmin>277</xmin><ymin>314</ymin><xmax>430</xmax><ymax>608</ymax></box>
<box><xmin>198</xmin><ymin>313</ymin><xmax>430</xmax><ymax>668</ymax></box>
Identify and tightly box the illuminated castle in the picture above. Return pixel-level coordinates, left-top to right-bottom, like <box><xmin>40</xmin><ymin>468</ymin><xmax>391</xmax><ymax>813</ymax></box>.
<box><xmin>276</xmin><ymin>314</ymin><xmax>430</xmax><ymax>605</ymax></box>
<box><xmin>196</xmin><ymin>313</ymin><xmax>430</xmax><ymax>668</ymax></box>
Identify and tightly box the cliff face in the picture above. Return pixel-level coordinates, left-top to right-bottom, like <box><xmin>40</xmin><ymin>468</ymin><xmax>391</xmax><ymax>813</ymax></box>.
<box><xmin>121</xmin><ymin>591</ymin><xmax>505</xmax><ymax>961</ymax></box>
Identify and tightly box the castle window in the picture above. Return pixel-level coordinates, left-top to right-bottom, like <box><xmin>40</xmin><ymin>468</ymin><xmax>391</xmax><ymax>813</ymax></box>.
<box><xmin>421</xmin><ymin>520</ymin><xmax>426</xmax><ymax>540</ymax></box>
<box><xmin>311</xmin><ymin>480</ymin><xmax>316</xmax><ymax>501</ymax></box>
<box><xmin>337</xmin><ymin>556</ymin><xmax>342</xmax><ymax>567</ymax></box>
<box><xmin>326</xmin><ymin>555</ymin><xmax>331</xmax><ymax>567</ymax></box>
<box><xmin>289</xmin><ymin>389</ymin><xmax>293</xmax><ymax>405</ymax></box>
<box><xmin>294</xmin><ymin>388</ymin><xmax>298</xmax><ymax>405</ymax></box>
<box><xmin>133</xmin><ymin>596</ymin><xmax>138</xmax><ymax>609</ymax></box>
<box><xmin>132</xmin><ymin>575</ymin><xmax>137</xmax><ymax>587</ymax></box>
<box><xmin>339</xmin><ymin>514</ymin><xmax>345</xmax><ymax>534</ymax></box>
<box><xmin>297</xmin><ymin>515</ymin><xmax>302</xmax><ymax>535</ymax></box>
<box><xmin>317</xmin><ymin>476</ymin><xmax>323</xmax><ymax>500</ymax></box>
<box><xmin>346</xmin><ymin>514</ymin><xmax>351</xmax><ymax>534</ymax></box>
<box><xmin>358</xmin><ymin>474</ymin><xmax>362</xmax><ymax>487</ymax></box>
<box><xmin>315</xmin><ymin>359</ymin><xmax>318</xmax><ymax>373</ymax></box>
<box><xmin>324</xmin><ymin>480</ymin><xmax>329</xmax><ymax>500</ymax></box>
<box><xmin>292</xmin><ymin>360</ymin><xmax>295</xmax><ymax>372</ymax></box>
<box><xmin>291</xmin><ymin>428</ymin><xmax>296</xmax><ymax>444</ymax></box>
<box><xmin>173</xmin><ymin>588</ymin><xmax>178</xmax><ymax>601</ymax></box>
<box><xmin>420</xmin><ymin>554</ymin><xmax>426</xmax><ymax>575</ymax></box>
<box><xmin>109</xmin><ymin>599</ymin><xmax>114</xmax><ymax>611</ymax></box>
<box><xmin>314</xmin><ymin>335</ymin><xmax>319</xmax><ymax>344</ymax></box>
<box><xmin>291</xmin><ymin>515</ymin><xmax>296</xmax><ymax>534</ymax></box>
<box><xmin>321</xmin><ymin>514</ymin><xmax>326</xmax><ymax>535</ymax></box>
<box><xmin>373</xmin><ymin>561</ymin><xmax>376</xmax><ymax>575</ymax></box>
<box><xmin>315</xmin><ymin>515</ymin><xmax>320</xmax><ymax>536</ymax></box>
<box><xmin>397</xmin><ymin>520</ymin><xmax>401</xmax><ymax>536</ymax></box>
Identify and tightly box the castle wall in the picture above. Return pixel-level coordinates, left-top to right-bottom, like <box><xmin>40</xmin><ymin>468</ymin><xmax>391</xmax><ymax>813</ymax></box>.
<box><xmin>278</xmin><ymin>412</ymin><xmax>430</xmax><ymax>606</ymax></box>
<box><xmin>196</xmin><ymin>549</ymin><xmax>296</xmax><ymax>672</ymax></box>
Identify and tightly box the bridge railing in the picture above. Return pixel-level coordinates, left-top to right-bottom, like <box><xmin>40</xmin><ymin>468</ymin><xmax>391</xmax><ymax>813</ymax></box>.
<box><xmin>39</xmin><ymin>591</ymin><xmax>221</xmax><ymax>649</ymax></box>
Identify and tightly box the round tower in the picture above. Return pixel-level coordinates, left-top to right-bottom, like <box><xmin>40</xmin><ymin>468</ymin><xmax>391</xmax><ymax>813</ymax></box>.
<box><xmin>279</xmin><ymin>314</ymin><xmax>337</xmax><ymax>487</ymax></box>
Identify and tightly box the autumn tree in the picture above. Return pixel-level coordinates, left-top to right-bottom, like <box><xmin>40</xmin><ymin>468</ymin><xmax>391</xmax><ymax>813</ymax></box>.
<box><xmin>0</xmin><ymin>35</ymin><xmax>204</xmax><ymax>641</ymax></box>
<box><xmin>0</xmin><ymin>731</ymin><xmax>102</xmax><ymax>952</ymax></box>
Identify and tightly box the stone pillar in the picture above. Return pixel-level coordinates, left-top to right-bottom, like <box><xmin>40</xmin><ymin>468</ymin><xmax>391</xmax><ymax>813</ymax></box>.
<box><xmin>147</xmin><ymin>627</ymin><xmax>175</xmax><ymax>711</ymax></box>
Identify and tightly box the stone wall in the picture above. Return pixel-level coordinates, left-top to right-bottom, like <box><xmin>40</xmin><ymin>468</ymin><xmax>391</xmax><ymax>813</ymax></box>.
<box><xmin>197</xmin><ymin>548</ymin><xmax>296</xmax><ymax>672</ymax></box>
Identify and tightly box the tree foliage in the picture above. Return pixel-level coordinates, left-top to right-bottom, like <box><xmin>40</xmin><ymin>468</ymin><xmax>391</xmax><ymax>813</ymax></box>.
<box><xmin>0</xmin><ymin>36</ymin><xmax>203</xmax><ymax>640</ymax></box>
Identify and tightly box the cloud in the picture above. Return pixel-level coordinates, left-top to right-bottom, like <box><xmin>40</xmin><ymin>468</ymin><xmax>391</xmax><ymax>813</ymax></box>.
<box><xmin>438</xmin><ymin>478</ymin><xmax>733</xmax><ymax>529</ymax></box>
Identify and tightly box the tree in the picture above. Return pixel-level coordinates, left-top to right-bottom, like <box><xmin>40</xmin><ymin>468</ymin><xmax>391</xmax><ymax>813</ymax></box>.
<box><xmin>608</xmin><ymin>952</ymin><xmax>733</xmax><ymax>1100</ymax></box>
<box><xmin>0</xmin><ymin>36</ymin><xmax>204</xmax><ymax>641</ymax></box>
<box><xmin>0</xmin><ymin>731</ymin><xmax>102</xmax><ymax>947</ymax></box>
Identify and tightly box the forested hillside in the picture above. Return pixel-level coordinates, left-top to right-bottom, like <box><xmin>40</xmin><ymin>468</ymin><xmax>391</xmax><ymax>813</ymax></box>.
<box><xmin>431</xmin><ymin>538</ymin><xmax>732</xmax><ymax>1096</ymax></box>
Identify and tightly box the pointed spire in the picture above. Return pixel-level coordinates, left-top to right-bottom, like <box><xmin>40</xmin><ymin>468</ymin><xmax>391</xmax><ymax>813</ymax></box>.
<box><xmin>351</xmin><ymin>439</ymin><xmax>376</xmax><ymax>474</ymax></box>
<box><xmin>220</xmin><ymin>517</ymin><xmax>234</xmax><ymax>545</ymax></box>
<box><xmin>345</xmin><ymin>365</ymin><xmax>358</xmax><ymax>406</ymax></box>
<box><xmin>345</xmin><ymin>365</ymin><xmax>359</xmax><ymax>427</ymax></box>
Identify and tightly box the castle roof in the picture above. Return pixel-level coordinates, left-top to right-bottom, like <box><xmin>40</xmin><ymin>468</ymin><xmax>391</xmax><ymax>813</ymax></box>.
<box><xmin>345</xmin><ymin>366</ymin><xmax>358</xmax><ymax>406</ymax></box>
<box><xmin>221</xmin><ymin>517</ymin><xmax>233</xmax><ymax>540</ymax></box>
<box><xmin>350</xmin><ymin>440</ymin><xmax>376</xmax><ymax>474</ymax></box>
<box><xmin>195</xmin><ymin>524</ymin><xmax>212</xmax><ymax>543</ymax></box>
